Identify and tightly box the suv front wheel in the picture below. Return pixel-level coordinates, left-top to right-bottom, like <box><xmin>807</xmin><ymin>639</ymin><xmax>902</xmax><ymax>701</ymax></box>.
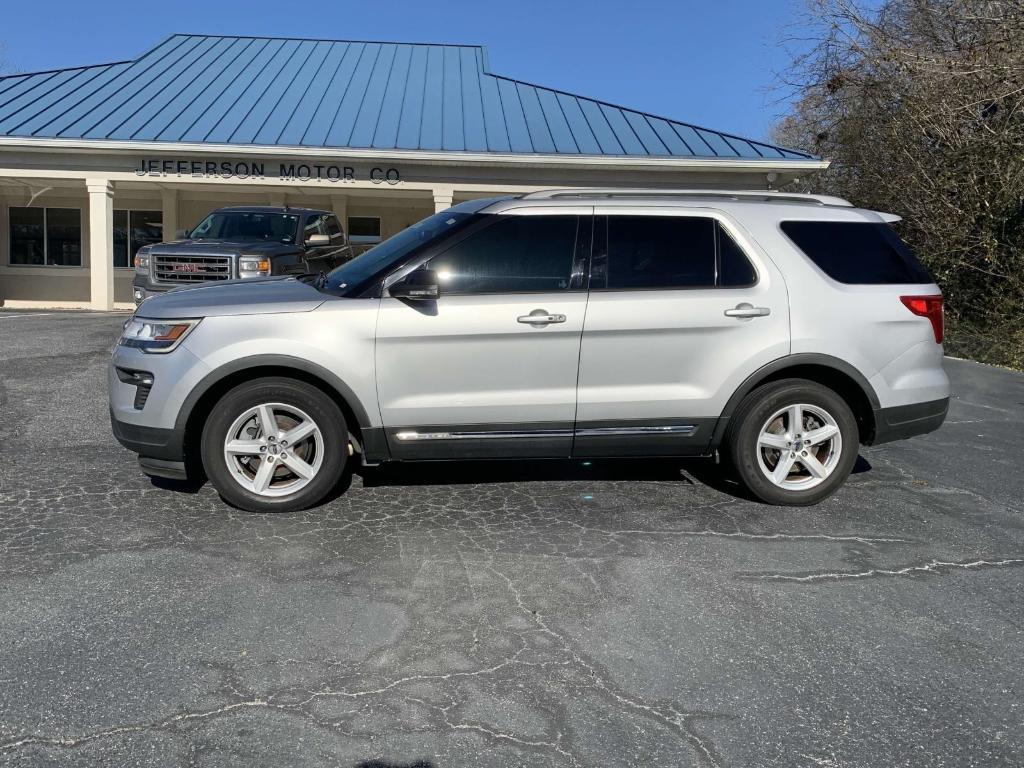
<box><xmin>200</xmin><ymin>377</ymin><xmax>348</xmax><ymax>512</ymax></box>
<box><xmin>726</xmin><ymin>379</ymin><xmax>859</xmax><ymax>506</ymax></box>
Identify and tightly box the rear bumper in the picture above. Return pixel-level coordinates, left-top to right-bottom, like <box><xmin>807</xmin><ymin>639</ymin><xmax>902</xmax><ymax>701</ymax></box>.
<box><xmin>870</xmin><ymin>397</ymin><xmax>949</xmax><ymax>445</ymax></box>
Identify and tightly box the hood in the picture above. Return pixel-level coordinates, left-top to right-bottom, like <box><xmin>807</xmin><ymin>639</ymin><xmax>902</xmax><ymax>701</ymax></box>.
<box><xmin>150</xmin><ymin>239</ymin><xmax>295</xmax><ymax>256</ymax></box>
<box><xmin>136</xmin><ymin>277</ymin><xmax>329</xmax><ymax>319</ymax></box>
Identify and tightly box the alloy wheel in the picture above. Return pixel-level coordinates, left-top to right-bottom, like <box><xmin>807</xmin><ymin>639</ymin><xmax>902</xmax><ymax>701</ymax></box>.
<box><xmin>755</xmin><ymin>403</ymin><xmax>843</xmax><ymax>491</ymax></box>
<box><xmin>222</xmin><ymin>402</ymin><xmax>325</xmax><ymax>497</ymax></box>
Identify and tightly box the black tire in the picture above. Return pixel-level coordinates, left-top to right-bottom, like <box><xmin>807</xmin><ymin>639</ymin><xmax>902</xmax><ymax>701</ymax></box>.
<box><xmin>200</xmin><ymin>377</ymin><xmax>348</xmax><ymax>513</ymax></box>
<box><xmin>725</xmin><ymin>378</ymin><xmax>859</xmax><ymax>506</ymax></box>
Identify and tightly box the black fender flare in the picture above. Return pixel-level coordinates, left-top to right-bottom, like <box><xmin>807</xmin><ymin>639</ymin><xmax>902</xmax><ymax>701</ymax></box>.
<box><xmin>710</xmin><ymin>353</ymin><xmax>881</xmax><ymax>448</ymax></box>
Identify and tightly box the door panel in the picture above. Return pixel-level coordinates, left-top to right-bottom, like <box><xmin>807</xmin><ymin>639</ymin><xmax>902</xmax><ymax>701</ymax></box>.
<box><xmin>375</xmin><ymin>211</ymin><xmax>591</xmax><ymax>460</ymax></box>
<box><xmin>375</xmin><ymin>293</ymin><xmax>588</xmax><ymax>458</ymax></box>
<box><xmin>575</xmin><ymin>209</ymin><xmax>790</xmax><ymax>456</ymax></box>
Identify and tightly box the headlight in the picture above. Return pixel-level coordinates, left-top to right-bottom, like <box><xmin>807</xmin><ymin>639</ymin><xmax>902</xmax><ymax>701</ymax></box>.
<box><xmin>134</xmin><ymin>247</ymin><xmax>151</xmax><ymax>274</ymax></box>
<box><xmin>119</xmin><ymin>318</ymin><xmax>200</xmax><ymax>353</ymax></box>
<box><xmin>239</xmin><ymin>257</ymin><xmax>271</xmax><ymax>277</ymax></box>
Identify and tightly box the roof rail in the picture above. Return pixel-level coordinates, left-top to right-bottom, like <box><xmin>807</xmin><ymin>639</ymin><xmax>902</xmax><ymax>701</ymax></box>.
<box><xmin>520</xmin><ymin>188</ymin><xmax>853</xmax><ymax>207</ymax></box>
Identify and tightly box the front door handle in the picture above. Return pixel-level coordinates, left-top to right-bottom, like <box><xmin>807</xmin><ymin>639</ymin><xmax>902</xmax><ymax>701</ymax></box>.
<box><xmin>724</xmin><ymin>303</ymin><xmax>771</xmax><ymax>319</ymax></box>
<box><xmin>517</xmin><ymin>309</ymin><xmax>567</xmax><ymax>327</ymax></box>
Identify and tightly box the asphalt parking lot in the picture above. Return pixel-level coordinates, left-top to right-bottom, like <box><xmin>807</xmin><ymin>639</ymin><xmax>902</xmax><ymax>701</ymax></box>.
<box><xmin>0</xmin><ymin>309</ymin><xmax>1022</xmax><ymax>768</ymax></box>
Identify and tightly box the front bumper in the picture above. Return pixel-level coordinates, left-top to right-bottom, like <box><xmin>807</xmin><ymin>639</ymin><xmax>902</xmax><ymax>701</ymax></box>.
<box><xmin>109</xmin><ymin>337</ymin><xmax>211</xmax><ymax>479</ymax></box>
<box><xmin>871</xmin><ymin>397</ymin><xmax>949</xmax><ymax>445</ymax></box>
<box><xmin>110</xmin><ymin>410</ymin><xmax>183</xmax><ymax>460</ymax></box>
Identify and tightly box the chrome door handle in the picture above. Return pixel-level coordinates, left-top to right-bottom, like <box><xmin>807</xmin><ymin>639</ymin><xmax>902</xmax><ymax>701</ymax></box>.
<box><xmin>724</xmin><ymin>303</ymin><xmax>771</xmax><ymax>319</ymax></box>
<box><xmin>517</xmin><ymin>309</ymin><xmax>567</xmax><ymax>327</ymax></box>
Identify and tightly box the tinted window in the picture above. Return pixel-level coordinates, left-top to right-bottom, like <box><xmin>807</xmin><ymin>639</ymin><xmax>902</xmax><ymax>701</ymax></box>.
<box><xmin>427</xmin><ymin>215</ymin><xmax>579</xmax><ymax>295</ymax></box>
<box><xmin>46</xmin><ymin>208</ymin><xmax>82</xmax><ymax>266</ymax></box>
<box><xmin>324</xmin><ymin>210</ymin><xmax>479</xmax><ymax>295</ymax></box>
<box><xmin>598</xmin><ymin>215</ymin><xmax>756</xmax><ymax>289</ymax></box>
<box><xmin>718</xmin><ymin>225</ymin><xmax>757</xmax><ymax>286</ymax></box>
<box><xmin>781</xmin><ymin>221</ymin><xmax>932</xmax><ymax>284</ymax></box>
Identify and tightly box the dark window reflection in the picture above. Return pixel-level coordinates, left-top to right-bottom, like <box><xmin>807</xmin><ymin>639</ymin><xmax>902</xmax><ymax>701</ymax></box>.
<box><xmin>10</xmin><ymin>207</ymin><xmax>45</xmax><ymax>265</ymax></box>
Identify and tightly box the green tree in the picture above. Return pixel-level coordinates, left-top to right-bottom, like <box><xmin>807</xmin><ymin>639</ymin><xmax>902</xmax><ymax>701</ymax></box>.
<box><xmin>775</xmin><ymin>0</ymin><xmax>1024</xmax><ymax>368</ymax></box>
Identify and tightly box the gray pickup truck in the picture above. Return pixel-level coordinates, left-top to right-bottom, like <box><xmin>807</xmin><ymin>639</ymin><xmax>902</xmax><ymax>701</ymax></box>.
<box><xmin>131</xmin><ymin>206</ymin><xmax>356</xmax><ymax>305</ymax></box>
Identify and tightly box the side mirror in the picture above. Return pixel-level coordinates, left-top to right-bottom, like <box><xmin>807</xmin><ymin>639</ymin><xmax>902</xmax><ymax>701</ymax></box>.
<box><xmin>176</xmin><ymin>228</ymin><xmax>190</xmax><ymax>239</ymax></box>
<box><xmin>389</xmin><ymin>268</ymin><xmax>440</xmax><ymax>300</ymax></box>
<box><xmin>305</xmin><ymin>233</ymin><xmax>330</xmax><ymax>247</ymax></box>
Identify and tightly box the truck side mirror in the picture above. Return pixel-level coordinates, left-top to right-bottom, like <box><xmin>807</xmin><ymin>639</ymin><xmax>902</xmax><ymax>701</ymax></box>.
<box><xmin>305</xmin><ymin>234</ymin><xmax>330</xmax><ymax>247</ymax></box>
<box><xmin>176</xmin><ymin>228</ymin><xmax>190</xmax><ymax>239</ymax></box>
<box><xmin>389</xmin><ymin>268</ymin><xmax>440</xmax><ymax>300</ymax></box>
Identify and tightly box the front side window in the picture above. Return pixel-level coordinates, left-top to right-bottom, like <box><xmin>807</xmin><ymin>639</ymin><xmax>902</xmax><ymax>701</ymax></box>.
<box><xmin>594</xmin><ymin>215</ymin><xmax>756</xmax><ymax>290</ymax></box>
<box><xmin>325</xmin><ymin>215</ymin><xmax>343</xmax><ymax>238</ymax></box>
<box><xmin>9</xmin><ymin>207</ymin><xmax>81</xmax><ymax>266</ymax></box>
<box><xmin>426</xmin><ymin>215</ymin><xmax>579</xmax><ymax>295</ymax></box>
<box><xmin>303</xmin><ymin>214</ymin><xmax>329</xmax><ymax>241</ymax></box>
<box><xmin>324</xmin><ymin>210</ymin><xmax>480</xmax><ymax>296</ymax></box>
<box><xmin>189</xmin><ymin>211</ymin><xmax>299</xmax><ymax>244</ymax></box>
<box><xmin>113</xmin><ymin>209</ymin><xmax>162</xmax><ymax>268</ymax></box>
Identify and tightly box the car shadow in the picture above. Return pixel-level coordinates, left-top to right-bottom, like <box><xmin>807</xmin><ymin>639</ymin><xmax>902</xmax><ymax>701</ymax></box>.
<box><xmin>358</xmin><ymin>456</ymin><xmax>760</xmax><ymax>499</ymax></box>
<box><xmin>149</xmin><ymin>454</ymin><xmax>874</xmax><ymax>507</ymax></box>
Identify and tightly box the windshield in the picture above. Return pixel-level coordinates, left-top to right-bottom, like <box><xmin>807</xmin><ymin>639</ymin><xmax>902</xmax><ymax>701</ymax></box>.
<box><xmin>323</xmin><ymin>210</ymin><xmax>478</xmax><ymax>295</ymax></box>
<box><xmin>189</xmin><ymin>211</ymin><xmax>300</xmax><ymax>244</ymax></box>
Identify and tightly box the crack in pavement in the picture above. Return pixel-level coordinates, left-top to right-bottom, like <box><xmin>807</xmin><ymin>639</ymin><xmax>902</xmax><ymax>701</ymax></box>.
<box><xmin>749</xmin><ymin>557</ymin><xmax>1024</xmax><ymax>583</ymax></box>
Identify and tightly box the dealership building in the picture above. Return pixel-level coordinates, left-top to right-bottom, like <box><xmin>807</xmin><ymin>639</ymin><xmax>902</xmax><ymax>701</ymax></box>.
<box><xmin>0</xmin><ymin>33</ymin><xmax>826</xmax><ymax>309</ymax></box>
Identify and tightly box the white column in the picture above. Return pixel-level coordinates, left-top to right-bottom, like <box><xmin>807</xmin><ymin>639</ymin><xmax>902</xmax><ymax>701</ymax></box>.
<box><xmin>161</xmin><ymin>188</ymin><xmax>179</xmax><ymax>241</ymax></box>
<box><xmin>330</xmin><ymin>194</ymin><xmax>348</xmax><ymax>230</ymax></box>
<box><xmin>432</xmin><ymin>187</ymin><xmax>454</xmax><ymax>213</ymax></box>
<box><xmin>87</xmin><ymin>179</ymin><xmax>114</xmax><ymax>311</ymax></box>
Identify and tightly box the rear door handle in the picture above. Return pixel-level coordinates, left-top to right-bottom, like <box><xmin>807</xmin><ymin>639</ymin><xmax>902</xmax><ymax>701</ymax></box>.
<box><xmin>517</xmin><ymin>309</ymin><xmax>567</xmax><ymax>327</ymax></box>
<box><xmin>724</xmin><ymin>303</ymin><xmax>771</xmax><ymax>319</ymax></box>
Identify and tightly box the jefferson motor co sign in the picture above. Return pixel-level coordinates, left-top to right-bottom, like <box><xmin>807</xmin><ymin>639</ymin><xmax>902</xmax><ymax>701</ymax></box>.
<box><xmin>134</xmin><ymin>158</ymin><xmax>402</xmax><ymax>184</ymax></box>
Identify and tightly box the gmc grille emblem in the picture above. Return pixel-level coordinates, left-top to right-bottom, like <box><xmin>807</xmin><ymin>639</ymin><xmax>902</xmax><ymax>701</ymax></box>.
<box><xmin>172</xmin><ymin>263</ymin><xmax>205</xmax><ymax>273</ymax></box>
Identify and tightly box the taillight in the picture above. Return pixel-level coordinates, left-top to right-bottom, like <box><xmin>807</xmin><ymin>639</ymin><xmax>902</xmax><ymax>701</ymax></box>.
<box><xmin>900</xmin><ymin>295</ymin><xmax>944</xmax><ymax>344</ymax></box>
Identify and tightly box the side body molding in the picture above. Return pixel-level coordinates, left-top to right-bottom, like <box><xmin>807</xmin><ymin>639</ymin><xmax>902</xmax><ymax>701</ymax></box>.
<box><xmin>710</xmin><ymin>353</ymin><xmax>881</xmax><ymax>448</ymax></box>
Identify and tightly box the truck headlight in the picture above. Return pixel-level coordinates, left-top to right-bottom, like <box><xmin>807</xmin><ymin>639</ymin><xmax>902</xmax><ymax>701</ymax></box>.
<box><xmin>239</xmin><ymin>257</ymin><xmax>271</xmax><ymax>277</ymax></box>
<box><xmin>119</xmin><ymin>318</ymin><xmax>200</xmax><ymax>353</ymax></box>
<box><xmin>134</xmin><ymin>247</ymin><xmax>151</xmax><ymax>274</ymax></box>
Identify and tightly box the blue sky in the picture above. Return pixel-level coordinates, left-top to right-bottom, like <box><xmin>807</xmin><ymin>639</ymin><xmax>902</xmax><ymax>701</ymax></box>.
<box><xmin>0</xmin><ymin>0</ymin><xmax>809</xmax><ymax>143</ymax></box>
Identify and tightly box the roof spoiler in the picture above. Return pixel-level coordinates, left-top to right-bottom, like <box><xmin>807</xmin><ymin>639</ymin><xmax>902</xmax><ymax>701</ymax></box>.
<box><xmin>877</xmin><ymin>212</ymin><xmax>903</xmax><ymax>223</ymax></box>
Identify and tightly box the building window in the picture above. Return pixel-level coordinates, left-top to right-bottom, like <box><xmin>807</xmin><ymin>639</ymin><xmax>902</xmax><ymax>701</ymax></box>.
<box><xmin>113</xmin><ymin>210</ymin><xmax>162</xmax><ymax>268</ymax></box>
<box><xmin>348</xmin><ymin>216</ymin><xmax>381</xmax><ymax>244</ymax></box>
<box><xmin>9</xmin><ymin>207</ymin><xmax>82</xmax><ymax>266</ymax></box>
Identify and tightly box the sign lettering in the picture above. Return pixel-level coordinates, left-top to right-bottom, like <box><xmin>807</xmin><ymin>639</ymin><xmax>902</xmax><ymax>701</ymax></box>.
<box><xmin>135</xmin><ymin>158</ymin><xmax>401</xmax><ymax>185</ymax></box>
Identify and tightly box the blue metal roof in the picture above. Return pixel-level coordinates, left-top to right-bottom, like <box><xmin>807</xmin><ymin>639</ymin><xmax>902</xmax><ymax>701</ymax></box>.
<box><xmin>0</xmin><ymin>34</ymin><xmax>815</xmax><ymax>160</ymax></box>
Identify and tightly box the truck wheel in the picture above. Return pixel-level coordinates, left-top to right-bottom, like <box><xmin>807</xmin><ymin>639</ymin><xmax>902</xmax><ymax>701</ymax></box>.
<box><xmin>725</xmin><ymin>379</ymin><xmax>859</xmax><ymax>506</ymax></box>
<box><xmin>200</xmin><ymin>377</ymin><xmax>347</xmax><ymax>513</ymax></box>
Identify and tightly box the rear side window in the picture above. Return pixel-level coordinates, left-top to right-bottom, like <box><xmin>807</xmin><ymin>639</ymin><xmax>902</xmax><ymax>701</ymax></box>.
<box><xmin>781</xmin><ymin>221</ymin><xmax>932</xmax><ymax>284</ymax></box>
<box><xmin>594</xmin><ymin>215</ymin><xmax>757</xmax><ymax>289</ymax></box>
<box><xmin>427</xmin><ymin>215</ymin><xmax>579</xmax><ymax>294</ymax></box>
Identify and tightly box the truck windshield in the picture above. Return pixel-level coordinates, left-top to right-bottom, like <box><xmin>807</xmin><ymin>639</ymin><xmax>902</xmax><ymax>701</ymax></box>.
<box><xmin>189</xmin><ymin>211</ymin><xmax>300</xmax><ymax>243</ymax></box>
<box><xmin>322</xmin><ymin>210</ymin><xmax>479</xmax><ymax>295</ymax></box>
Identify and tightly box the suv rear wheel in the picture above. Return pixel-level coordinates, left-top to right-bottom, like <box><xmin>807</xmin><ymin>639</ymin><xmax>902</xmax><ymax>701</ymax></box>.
<box><xmin>200</xmin><ymin>377</ymin><xmax>347</xmax><ymax>512</ymax></box>
<box><xmin>726</xmin><ymin>379</ymin><xmax>859</xmax><ymax>505</ymax></box>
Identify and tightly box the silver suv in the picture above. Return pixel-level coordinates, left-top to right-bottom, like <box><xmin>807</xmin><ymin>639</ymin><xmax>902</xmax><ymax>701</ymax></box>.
<box><xmin>109</xmin><ymin>190</ymin><xmax>949</xmax><ymax>513</ymax></box>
